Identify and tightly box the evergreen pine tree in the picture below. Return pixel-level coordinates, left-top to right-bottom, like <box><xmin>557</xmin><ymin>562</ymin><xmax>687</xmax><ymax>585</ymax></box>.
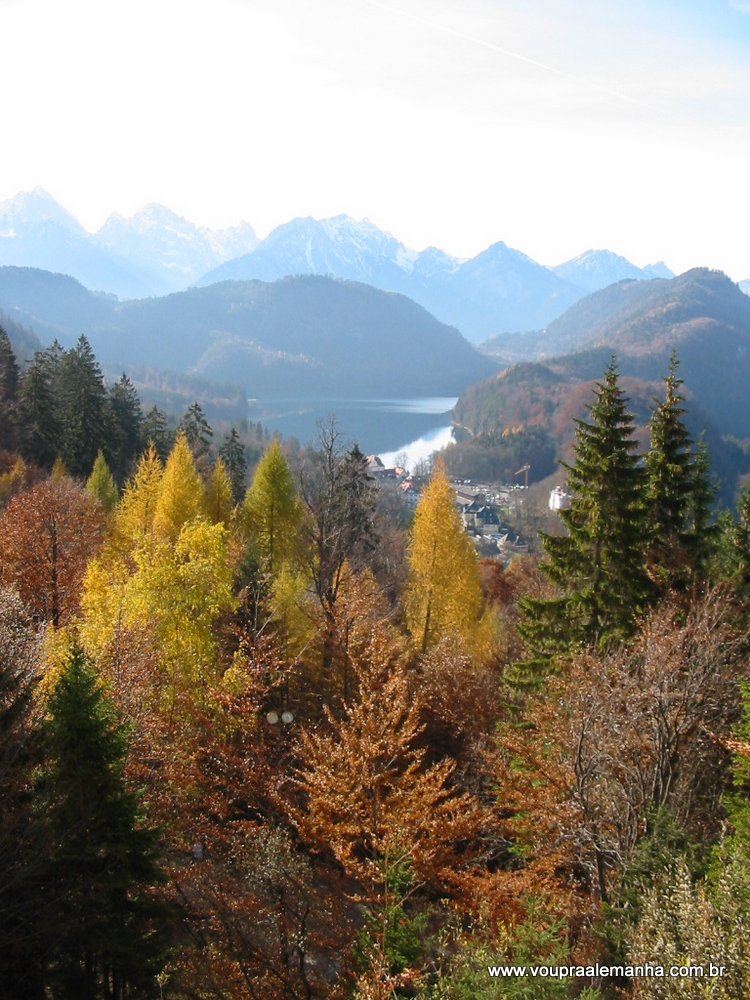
<box><xmin>108</xmin><ymin>374</ymin><xmax>143</xmax><ymax>483</ymax></box>
<box><xmin>36</xmin><ymin>646</ymin><xmax>167</xmax><ymax>999</ymax></box>
<box><xmin>0</xmin><ymin>589</ymin><xmax>45</xmax><ymax>997</ymax></box>
<box><xmin>141</xmin><ymin>405</ymin><xmax>173</xmax><ymax>461</ymax></box>
<box><xmin>177</xmin><ymin>400</ymin><xmax>212</xmax><ymax>462</ymax></box>
<box><xmin>644</xmin><ymin>354</ymin><xmax>696</xmax><ymax>590</ymax></box>
<box><xmin>58</xmin><ymin>336</ymin><xmax>110</xmax><ymax>478</ymax></box>
<box><xmin>518</xmin><ymin>360</ymin><xmax>649</xmax><ymax>676</ymax></box>
<box><xmin>17</xmin><ymin>344</ymin><xmax>64</xmax><ymax>467</ymax></box>
<box><xmin>218</xmin><ymin>426</ymin><xmax>248</xmax><ymax>503</ymax></box>
<box><xmin>687</xmin><ymin>437</ymin><xmax>717</xmax><ymax>577</ymax></box>
<box><xmin>0</xmin><ymin>326</ymin><xmax>20</xmax><ymax>452</ymax></box>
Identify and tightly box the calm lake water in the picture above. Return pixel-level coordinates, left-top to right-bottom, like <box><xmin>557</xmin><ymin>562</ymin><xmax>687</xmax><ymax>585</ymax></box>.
<box><xmin>247</xmin><ymin>396</ymin><xmax>457</xmax><ymax>469</ymax></box>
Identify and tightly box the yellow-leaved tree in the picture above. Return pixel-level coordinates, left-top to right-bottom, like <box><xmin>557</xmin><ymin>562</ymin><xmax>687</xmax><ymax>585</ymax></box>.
<box><xmin>240</xmin><ymin>440</ymin><xmax>303</xmax><ymax>576</ymax></box>
<box><xmin>81</xmin><ymin>437</ymin><xmax>235</xmax><ymax>699</ymax></box>
<box><xmin>114</xmin><ymin>443</ymin><xmax>163</xmax><ymax>546</ymax></box>
<box><xmin>403</xmin><ymin>461</ymin><xmax>491</xmax><ymax>656</ymax></box>
<box><xmin>152</xmin><ymin>432</ymin><xmax>205</xmax><ymax>542</ymax></box>
<box><xmin>205</xmin><ymin>457</ymin><xmax>234</xmax><ymax>526</ymax></box>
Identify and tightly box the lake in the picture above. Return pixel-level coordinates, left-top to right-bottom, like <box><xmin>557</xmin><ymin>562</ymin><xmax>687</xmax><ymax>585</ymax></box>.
<box><xmin>247</xmin><ymin>396</ymin><xmax>457</xmax><ymax>470</ymax></box>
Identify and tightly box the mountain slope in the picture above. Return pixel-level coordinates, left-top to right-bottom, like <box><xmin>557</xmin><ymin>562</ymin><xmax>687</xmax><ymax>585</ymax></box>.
<box><xmin>0</xmin><ymin>268</ymin><xmax>498</xmax><ymax>397</ymax></box>
<box><xmin>454</xmin><ymin>270</ymin><xmax>750</xmax><ymax>483</ymax></box>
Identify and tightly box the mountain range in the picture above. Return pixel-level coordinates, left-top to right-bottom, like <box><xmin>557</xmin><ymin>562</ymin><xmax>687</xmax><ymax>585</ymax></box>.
<box><xmin>0</xmin><ymin>266</ymin><xmax>497</xmax><ymax>398</ymax></box>
<box><xmin>0</xmin><ymin>189</ymin><xmax>258</xmax><ymax>300</ymax></box>
<box><xmin>0</xmin><ymin>189</ymin><xmax>679</xmax><ymax>340</ymax></box>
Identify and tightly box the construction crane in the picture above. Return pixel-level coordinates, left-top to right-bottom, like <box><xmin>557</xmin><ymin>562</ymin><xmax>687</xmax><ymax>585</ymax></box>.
<box><xmin>514</xmin><ymin>464</ymin><xmax>531</xmax><ymax>489</ymax></box>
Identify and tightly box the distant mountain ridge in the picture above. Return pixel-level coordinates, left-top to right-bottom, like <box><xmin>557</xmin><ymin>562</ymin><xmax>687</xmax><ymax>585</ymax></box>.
<box><xmin>453</xmin><ymin>269</ymin><xmax>750</xmax><ymax>499</ymax></box>
<box><xmin>0</xmin><ymin>189</ymin><xmax>258</xmax><ymax>299</ymax></box>
<box><xmin>0</xmin><ymin>189</ymin><xmax>675</xmax><ymax>340</ymax></box>
<box><xmin>551</xmin><ymin>249</ymin><xmax>673</xmax><ymax>293</ymax></box>
<box><xmin>197</xmin><ymin>218</ymin><xmax>585</xmax><ymax>341</ymax></box>
<box><xmin>0</xmin><ymin>267</ymin><xmax>498</xmax><ymax>398</ymax></box>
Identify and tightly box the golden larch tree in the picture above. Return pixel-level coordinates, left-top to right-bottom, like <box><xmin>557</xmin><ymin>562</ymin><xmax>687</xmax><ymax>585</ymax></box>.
<box><xmin>403</xmin><ymin>461</ymin><xmax>486</xmax><ymax>654</ymax></box>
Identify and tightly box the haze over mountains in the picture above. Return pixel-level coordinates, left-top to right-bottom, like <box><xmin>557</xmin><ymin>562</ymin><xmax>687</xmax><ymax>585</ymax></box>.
<box><xmin>0</xmin><ymin>189</ymin><xmax>685</xmax><ymax>341</ymax></box>
<box><xmin>0</xmin><ymin>267</ymin><xmax>496</xmax><ymax>398</ymax></box>
<box><xmin>0</xmin><ymin>189</ymin><xmax>258</xmax><ymax>300</ymax></box>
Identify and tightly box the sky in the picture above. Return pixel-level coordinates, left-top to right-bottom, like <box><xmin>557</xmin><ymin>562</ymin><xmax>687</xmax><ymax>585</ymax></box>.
<box><xmin>0</xmin><ymin>0</ymin><xmax>748</xmax><ymax>279</ymax></box>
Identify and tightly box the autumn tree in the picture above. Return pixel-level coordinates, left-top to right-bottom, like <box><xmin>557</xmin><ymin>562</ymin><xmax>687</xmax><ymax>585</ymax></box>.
<box><xmin>0</xmin><ymin>477</ymin><xmax>105</xmax><ymax>627</ymax></box>
<box><xmin>152</xmin><ymin>432</ymin><xmax>205</xmax><ymax>542</ymax></box>
<box><xmin>403</xmin><ymin>460</ymin><xmax>486</xmax><ymax>655</ymax></box>
<box><xmin>498</xmin><ymin>591</ymin><xmax>741</xmax><ymax>909</ymax></box>
<box><xmin>86</xmin><ymin>450</ymin><xmax>119</xmax><ymax>513</ymax></box>
<box><xmin>241</xmin><ymin>438</ymin><xmax>303</xmax><ymax>576</ymax></box>
<box><xmin>114</xmin><ymin>443</ymin><xmax>163</xmax><ymax>546</ymax></box>
<box><xmin>205</xmin><ymin>457</ymin><xmax>234</xmax><ymax>525</ymax></box>
<box><xmin>518</xmin><ymin>360</ymin><xmax>649</xmax><ymax>677</ymax></box>
<box><xmin>297</xmin><ymin>427</ymin><xmax>379</xmax><ymax>687</ymax></box>
<box><xmin>289</xmin><ymin>622</ymin><xmax>485</xmax><ymax>990</ymax></box>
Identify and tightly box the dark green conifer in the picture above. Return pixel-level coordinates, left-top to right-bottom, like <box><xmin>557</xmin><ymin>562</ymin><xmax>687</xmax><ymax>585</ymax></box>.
<box><xmin>219</xmin><ymin>426</ymin><xmax>248</xmax><ymax>503</ymax></box>
<box><xmin>177</xmin><ymin>400</ymin><xmax>212</xmax><ymax>462</ymax></box>
<box><xmin>644</xmin><ymin>354</ymin><xmax>696</xmax><ymax>590</ymax></box>
<box><xmin>107</xmin><ymin>373</ymin><xmax>143</xmax><ymax>483</ymax></box>
<box><xmin>58</xmin><ymin>336</ymin><xmax>110</xmax><ymax>478</ymax></box>
<box><xmin>687</xmin><ymin>437</ymin><xmax>717</xmax><ymax>577</ymax></box>
<box><xmin>36</xmin><ymin>647</ymin><xmax>167</xmax><ymax>999</ymax></box>
<box><xmin>517</xmin><ymin>360</ymin><xmax>649</xmax><ymax>679</ymax></box>
<box><xmin>17</xmin><ymin>343</ymin><xmax>64</xmax><ymax>467</ymax></box>
<box><xmin>141</xmin><ymin>405</ymin><xmax>173</xmax><ymax>461</ymax></box>
<box><xmin>0</xmin><ymin>590</ymin><xmax>45</xmax><ymax>997</ymax></box>
<box><xmin>0</xmin><ymin>326</ymin><xmax>19</xmax><ymax>452</ymax></box>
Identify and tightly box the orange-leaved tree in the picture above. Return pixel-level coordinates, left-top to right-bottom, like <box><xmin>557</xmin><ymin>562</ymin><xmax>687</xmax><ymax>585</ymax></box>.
<box><xmin>0</xmin><ymin>476</ymin><xmax>105</xmax><ymax>627</ymax></box>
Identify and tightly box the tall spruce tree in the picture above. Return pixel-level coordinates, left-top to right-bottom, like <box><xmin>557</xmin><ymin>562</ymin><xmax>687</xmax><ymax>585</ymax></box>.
<box><xmin>644</xmin><ymin>354</ymin><xmax>696</xmax><ymax>590</ymax></box>
<box><xmin>36</xmin><ymin>646</ymin><xmax>167</xmax><ymax>999</ymax></box>
<box><xmin>219</xmin><ymin>426</ymin><xmax>248</xmax><ymax>504</ymax></box>
<box><xmin>107</xmin><ymin>373</ymin><xmax>143</xmax><ymax>483</ymax></box>
<box><xmin>518</xmin><ymin>360</ymin><xmax>649</xmax><ymax>676</ymax></box>
<box><xmin>178</xmin><ymin>400</ymin><xmax>212</xmax><ymax>463</ymax></box>
<box><xmin>0</xmin><ymin>326</ymin><xmax>19</xmax><ymax>452</ymax></box>
<box><xmin>687</xmin><ymin>437</ymin><xmax>717</xmax><ymax>577</ymax></box>
<box><xmin>17</xmin><ymin>343</ymin><xmax>64</xmax><ymax>467</ymax></box>
<box><xmin>141</xmin><ymin>405</ymin><xmax>173</xmax><ymax>461</ymax></box>
<box><xmin>58</xmin><ymin>336</ymin><xmax>110</xmax><ymax>478</ymax></box>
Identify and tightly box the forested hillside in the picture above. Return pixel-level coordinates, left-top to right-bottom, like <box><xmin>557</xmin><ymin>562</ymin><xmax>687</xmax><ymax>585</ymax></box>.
<box><xmin>2</xmin><ymin>324</ymin><xmax>750</xmax><ymax>998</ymax></box>
<box><xmin>0</xmin><ymin>267</ymin><xmax>498</xmax><ymax>396</ymax></box>
<box><xmin>452</xmin><ymin>270</ymin><xmax>750</xmax><ymax>497</ymax></box>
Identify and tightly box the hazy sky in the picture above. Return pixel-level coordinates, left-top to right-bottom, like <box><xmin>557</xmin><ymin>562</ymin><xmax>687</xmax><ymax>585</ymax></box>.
<box><xmin>1</xmin><ymin>0</ymin><xmax>748</xmax><ymax>278</ymax></box>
